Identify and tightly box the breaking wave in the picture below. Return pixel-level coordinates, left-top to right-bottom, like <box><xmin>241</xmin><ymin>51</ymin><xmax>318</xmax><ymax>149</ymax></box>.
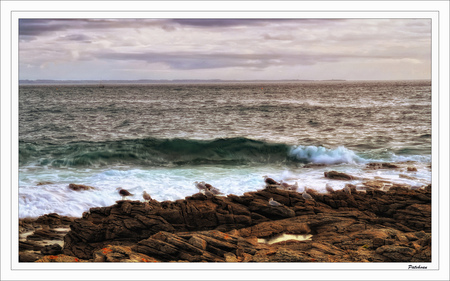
<box><xmin>288</xmin><ymin>145</ymin><xmax>365</xmax><ymax>165</ymax></box>
<box><xmin>19</xmin><ymin>137</ymin><xmax>376</xmax><ymax>167</ymax></box>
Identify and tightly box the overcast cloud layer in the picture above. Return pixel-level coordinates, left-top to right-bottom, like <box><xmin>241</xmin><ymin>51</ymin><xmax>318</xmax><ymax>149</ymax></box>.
<box><xmin>19</xmin><ymin>18</ymin><xmax>431</xmax><ymax>80</ymax></box>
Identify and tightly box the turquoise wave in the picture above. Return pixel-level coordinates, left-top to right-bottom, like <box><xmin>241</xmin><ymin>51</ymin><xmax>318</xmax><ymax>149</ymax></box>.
<box><xmin>19</xmin><ymin>137</ymin><xmax>428</xmax><ymax>168</ymax></box>
<box><xmin>19</xmin><ymin>137</ymin><xmax>292</xmax><ymax>167</ymax></box>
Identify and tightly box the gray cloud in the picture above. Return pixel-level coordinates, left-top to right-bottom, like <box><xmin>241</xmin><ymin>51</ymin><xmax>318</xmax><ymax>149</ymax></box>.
<box><xmin>99</xmin><ymin>51</ymin><xmax>277</xmax><ymax>70</ymax></box>
<box><xmin>19</xmin><ymin>19</ymin><xmax>73</xmax><ymax>36</ymax></box>
<box><xmin>18</xmin><ymin>18</ymin><xmax>431</xmax><ymax>80</ymax></box>
<box><xmin>61</xmin><ymin>34</ymin><xmax>92</xmax><ymax>42</ymax></box>
<box><xmin>98</xmin><ymin>50</ymin><xmax>407</xmax><ymax>71</ymax></box>
<box><xmin>19</xmin><ymin>19</ymin><xmax>165</xmax><ymax>36</ymax></box>
<box><xmin>263</xmin><ymin>33</ymin><xmax>294</xmax><ymax>41</ymax></box>
<box><xmin>18</xmin><ymin>18</ymin><xmax>343</xmax><ymax>36</ymax></box>
<box><xmin>170</xmin><ymin>19</ymin><xmax>293</xmax><ymax>27</ymax></box>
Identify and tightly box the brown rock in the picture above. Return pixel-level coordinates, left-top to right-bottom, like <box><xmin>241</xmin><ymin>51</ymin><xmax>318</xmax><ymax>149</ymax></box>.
<box><xmin>37</xmin><ymin>181</ymin><xmax>53</xmax><ymax>186</ymax></box>
<box><xmin>366</xmin><ymin>162</ymin><xmax>399</xmax><ymax>169</ymax></box>
<box><xmin>311</xmin><ymin>242</ymin><xmax>343</xmax><ymax>256</ymax></box>
<box><xmin>404</xmin><ymin>232</ymin><xmax>420</xmax><ymax>241</ymax></box>
<box><xmin>59</xmin><ymin>186</ymin><xmax>431</xmax><ymax>263</ymax></box>
<box><xmin>324</xmin><ymin>171</ymin><xmax>355</xmax><ymax>180</ymax></box>
<box><xmin>251</xmin><ymin>249</ymin><xmax>274</xmax><ymax>262</ymax></box>
<box><xmin>248</xmin><ymin>199</ymin><xmax>295</xmax><ymax>220</ymax></box>
<box><xmin>132</xmin><ymin>238</ymin><xmax>180</xmax><ymax>261</ymax></box>
<box><xmin>375</xmin><ymin>245</ymin><xmax>416</xmax><ymax>261</ymax></box>
<box><xmin>68</xmin><ymin>183</ymin><xmax>95</xmax><ymax>191</ymax></box>
<box><xmin>188</xmin><ymin>235</ymin><xmax>207</xmax><ymax>250</ymax></box>
<box><xmin>382</xmin><ymin>163</ymin><xmax>399</xmax><ymax>169</ymax></box>
<box><xmin>286</xmin><ymin>223</ymin><xmax>311</xmax><ymax>234</ymax></box>
<box><xmin>35</xmin><ymin>213</ymin><xmax>74</xmax><ymax>226</ymax></box>
<box><xmin>91</xmin><ymin>245</ymin><xmax>156</xmax><ymax>262</ymax></box>
<box><xmin>27</xmin><ymin>229</ymin><xmax>65</xmax><ymax>241</ymax></box>
<box><xmin>35</xmin><ymin>254</ymin><xmax>85</xmax><ymax>262</ymax></box>
<box><xmin>272</xmin><ymin>248</ymin><xmax>311</xmax><ymax>262</ymax></box>
<box><xmin>418</xmin><ymin>233</ymin><xmax>431</xmax><ymax>247</ymax></box>
<box><xmin>153</xmin><ymin>232</ymin><xmax>205</xmax><ymax>255</ymax></box>
<box><xmin>240</xmin><ymin>252</ymin><xmax>253</xmax><ymax>262</ymax></box>
<box><xmin>19</xmin><ymin>251</ymin><xmax>43</xmax><ymax>262</ymax></box>
<box><xmin>372</xmin><ymin>237</ymin><xmax>385</xmax><ymax>248</ymax></box>
<box><xmin>241</xmin><ymin>220</ymin><xmax>285</xmax><ymax>238</ymax></box>
<box><xmin>41</xmin><ymin>244</ymin><xmax>63</xmax><ymax>255</ymax></box>
<box><xmin>362</xmin><ymin>180</ymin><xmax>390</xmax><ymax>190</ymax></box>
<box><xmin>366</xmin><ymin>163</ymin><xmax>383</xmax><ymax>169</ymax></box>
<box><xmin>395</xmin><ymin>233</ymin><xmax>409</xmax><ymax>243</ymax></box>
<box><xmin>132</xmin><ymin>231</ymin><xmax>227</xmax><ymax>262</ymax></box>
<box><xmin>19</xmin><ymin>241</ymin><xmax>44</xmax><ymax>251</ymax></box>
<box><xmin>224</xmin><ymin>252</ymin><xmax>238</xmax><ymax>262</ymax></box>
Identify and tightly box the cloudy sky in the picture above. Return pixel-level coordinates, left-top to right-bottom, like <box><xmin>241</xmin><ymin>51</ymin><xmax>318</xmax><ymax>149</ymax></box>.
<box><xmin>19</xmin><ymin>18</ymin><xmax>431</xmax><ymax>81</ymax></box>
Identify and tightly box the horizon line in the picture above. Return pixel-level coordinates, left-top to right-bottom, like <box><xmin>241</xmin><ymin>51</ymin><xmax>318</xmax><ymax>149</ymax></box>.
<box><xmin>19</xmin><ymin>78</ymin><xmax>431</xmax><ymax>84</ymax></box>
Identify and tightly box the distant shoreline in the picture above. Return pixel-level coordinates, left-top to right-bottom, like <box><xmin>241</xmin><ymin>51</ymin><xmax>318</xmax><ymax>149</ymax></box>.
<box><xmin>19</xmin><ymin>79</ymin><xmax>340</xmax><ymax>85</ymax></box>
<box><xmin>18</xmin><ymin>79</ymin><xmax>432</xmax><ymax>86</ymax></box>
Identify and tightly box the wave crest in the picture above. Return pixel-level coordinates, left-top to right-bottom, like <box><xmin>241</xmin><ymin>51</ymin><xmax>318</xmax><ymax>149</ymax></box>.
<box><xmin>19</xmin><ymin>138</ymin><xmax>369</xmax><ymax>167</ymax></box>
<box><xmin>289</xmin><ymin>145</ymin><xmax>365</xmax><ymax>164</ymax></box>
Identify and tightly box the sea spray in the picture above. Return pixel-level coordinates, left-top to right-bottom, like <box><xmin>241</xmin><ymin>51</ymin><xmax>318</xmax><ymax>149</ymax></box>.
<box><xmin>288</xmin><ymin>145</ymin><xmax>365</xmax><ymax>164</ymax></box>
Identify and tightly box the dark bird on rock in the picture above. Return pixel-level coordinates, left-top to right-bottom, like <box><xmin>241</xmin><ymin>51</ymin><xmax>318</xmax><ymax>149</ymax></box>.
<box><xmin>117</xmin><ymin>188</ymin><xmax>133</xmax><ymax>200</ymax></box>
<box><xmin>205</xmin><ymin>183</ymin><xmax>223</xmax><ymax>196</ymax></box>
<box><xmin>263</xmin><ymin>175</ymin><xmax>280</xmax><ymax>186</ymax></box>
<box><xmin>269</xmin><ymin>198</ymin><xmax>283</xmax><ymax>206</ymax></box>
<box><xmin>209</xmin><ymin>187</ymin><xmax>223</xmax><ymax>195</ymax></box>
<box><xmin>195</xmin><ymin>181</ymin><xmax>223</xmax><ymax>196</ymax></box>
<box><xmin>142</xmin><ymin>191</ymin><xmax>152</xmax><ymax>202</ymax></box>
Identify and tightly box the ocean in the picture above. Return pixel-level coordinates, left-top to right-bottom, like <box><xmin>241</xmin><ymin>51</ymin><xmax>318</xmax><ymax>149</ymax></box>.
<box><xmin>18</xmin><ymin>80</ymin><xmax>432</xmax><ymax>218</ymax></box>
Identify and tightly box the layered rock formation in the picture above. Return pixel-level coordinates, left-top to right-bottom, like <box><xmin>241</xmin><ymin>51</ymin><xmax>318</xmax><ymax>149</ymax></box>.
<box><xmin>47</xmin><ymin>185</ymin><xmax>431</xmax><ymax>262</ymax></box>
<box><xmin>19</xmin><ymin>213</ymin><xmax>74</xmax><ymax>262</ymax></box>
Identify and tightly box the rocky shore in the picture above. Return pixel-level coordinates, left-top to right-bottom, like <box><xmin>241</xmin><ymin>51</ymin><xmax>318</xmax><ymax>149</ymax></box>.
<box><xmin>19</xmin><ymin>176</ymin><xmax>431</xmax><ymax>263</ymax></box>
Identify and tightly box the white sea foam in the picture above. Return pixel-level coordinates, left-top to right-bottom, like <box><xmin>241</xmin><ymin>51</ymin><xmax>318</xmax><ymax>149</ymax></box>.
<box><xmin>289</xmin><ymin>145</ymin><xmax>365</xmax><ymax>164</ymax></box>
<box><xmin>391</xmin><ymin>154</ymin><xmax>432</xmax><ymax>163</ymax></box>
<box><xmin>18</xmin><ymin>166</ymin><xmax>274</xmax><ymax>218</ymax></box>
<box><xmin>18</xmin><ymin>161</ymin><xmax>432</xmax><ymax>218</ymax></box>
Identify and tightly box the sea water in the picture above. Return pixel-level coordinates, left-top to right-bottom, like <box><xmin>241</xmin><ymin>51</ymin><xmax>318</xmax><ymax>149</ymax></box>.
<box><xmin>18</xmin><ymin>81</ymin><xmax>432</xmax><ymax>218</ymax></box>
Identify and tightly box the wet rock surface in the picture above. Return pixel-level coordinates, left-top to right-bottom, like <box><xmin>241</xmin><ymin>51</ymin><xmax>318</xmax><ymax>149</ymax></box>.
<box><xmin>324</xmin><ymin>171</ymin><xmax>356</xmax><ymax>180</ymax></box>
<box><xmin>20</xmin><ymin>186</ymin><xmax>431</xmax><ymax>262</ymax></box>
<box><xmin>68</xmin><ymin>183</ymin><xmax>95</xmax><ymax>191</ymax></box>
<box><xmin>19</xmin><ymin>213</ymin><xmax>74</xmax><ymax>262</ymax></box>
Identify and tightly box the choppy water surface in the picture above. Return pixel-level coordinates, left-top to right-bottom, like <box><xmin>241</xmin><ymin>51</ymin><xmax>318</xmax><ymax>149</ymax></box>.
<box><xmin>19</xmin><ymin>80</ymin><xmax>432</xmax><ymax>218</ymax></box>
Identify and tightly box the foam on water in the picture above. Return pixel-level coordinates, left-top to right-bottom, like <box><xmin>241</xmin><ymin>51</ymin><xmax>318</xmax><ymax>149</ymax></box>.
<box><xmin>19</xmin><ymin>165</ymin><xmax>275</xmax><ymax>218</ymax></box>
<box><xmin>289</xmin><ymin>145</ymin><xmax>365</xmax><ymax>164</ymax></box>
<box><xmin>391</xmin><ymin>154</ymin><xmax>432</xmax><ymax>163</ymax></box>
<box><xmin>18</xmin><ymin>161</ymin><xmax>431</xmax><ymax>218</ymax></box>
